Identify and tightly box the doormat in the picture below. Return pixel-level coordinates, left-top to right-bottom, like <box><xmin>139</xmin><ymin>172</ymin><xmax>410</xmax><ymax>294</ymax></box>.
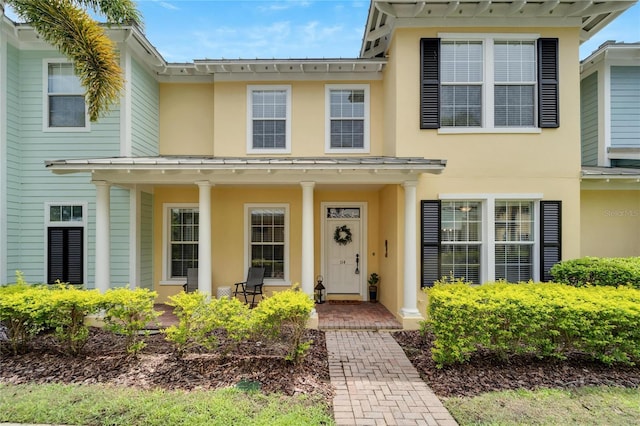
<box><xmin>327</xmin><ymin>300</ymin><xmax>362</xmax><ymax>305</ymax></box>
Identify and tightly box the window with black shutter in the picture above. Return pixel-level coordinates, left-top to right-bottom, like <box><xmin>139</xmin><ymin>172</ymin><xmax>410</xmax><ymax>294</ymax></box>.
<box><xmin>421</xmin><ymin>200</ymin><xmax>441</xmax><ymax>287</ymax></box>
<box><xmin>420</xmin><ymin>36</ymin><xmax>559</xmax><ymax>130</ymax></box>
<box><xmin>48</xmin><ymin>227</ymin><xmax>84</xmax><ymax>284</ymax></box>
<box><xmin>540</xmin><ymin>201</ymin><xmax>562</xmax><ymax>281</ymax></box>
<box><xmin>537</xmin><ymin>38</ymin><xmax>560</xmax><ymax>128</ymax></box>
<box><xmin>420</xmin><ymin>39</ymin><xmax>440</xmax><ymax>129</ymax></box>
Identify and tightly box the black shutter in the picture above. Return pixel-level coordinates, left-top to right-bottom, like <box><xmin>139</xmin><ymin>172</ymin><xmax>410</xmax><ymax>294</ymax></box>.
<box><xmin>540</xmin><ymin>201</ymin><xmax>561</xmax><ymax>282</ymax></box>
<box><xmin>48</xmin><ymin>227</ymin><xmax>84</xmax><ymax>285</ymax></box>
<box><xmin>421</xmin><ymin>200</ymin><xmax>441</xmax><ymax>287</ymax></box>
<box><xmin>420</xmin><ymin>38</ymin><xmax>440</xmax><ymax>129</ymax></box>
<box><xmin>537</xmin><ymin>38</ymin><xmax>559</xmax><ymax>128</ymax></box>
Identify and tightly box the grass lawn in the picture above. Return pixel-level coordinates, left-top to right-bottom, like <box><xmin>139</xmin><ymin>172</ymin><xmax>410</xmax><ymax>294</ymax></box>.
<box><xmin>0</xmin><ymin>383</ymin><xmax>334</xmax><ymax>426</ymax></box>
<box><xmin>444</xmin><ymin>385</ymin><xmax>640</xmax><ymax>426</ymax></box>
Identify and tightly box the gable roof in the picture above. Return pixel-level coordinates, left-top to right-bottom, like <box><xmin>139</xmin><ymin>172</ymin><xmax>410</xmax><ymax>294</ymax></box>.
<box><xmin>361</xmin><ymin>0</ymin><xmax>638</xmax><ymax>58</ymax></box>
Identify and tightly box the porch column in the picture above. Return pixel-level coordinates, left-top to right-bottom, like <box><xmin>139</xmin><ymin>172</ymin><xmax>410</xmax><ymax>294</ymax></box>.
<box><xmin>196</xmin><ymin>181</ymin><xmax>212</xmax><ymax>298</ymax></box>
<box><xmin>301</xmin><ymin>182</ymin><xmax>315</xmax><ymax>297</ymax></box>
<box><xmin>94</xmin><ymin>180</ymin><xmax>110</xmax><ymax>293</ymax></box>
<box><xmin>401</xmin><ymin>181</ymin><xmax>420</xmax><ymax>317</ymax></box>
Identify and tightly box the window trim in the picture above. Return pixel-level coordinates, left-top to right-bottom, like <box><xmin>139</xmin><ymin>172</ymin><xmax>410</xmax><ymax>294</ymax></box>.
<box><xmin>42</xmin><ymin>59</ymin><xmax>90</xmax><ymax>132</ymax></box>
<box><xmin>422</xmin><ymin>33</ymin><xmax>555</xmax><ymax>134</ymax></box>
<box><xmin>246</xmin><ymin>85</ymin><xmax>292</xmax><ymax>154</ymax></box>
<box><xmin>244</xmin><ymin>203</ymin><xmax>290</xmax><ymax>286</ymax></box>
<box><xmin>325</xmin><ymin>84</ymin><xmax>370</xmax><ymax>153</ymax></box>
<box><xmin>438</xmin><ymin>194</ymin><xmax>542</xmax><ymax>283</ymax></box>
<box><xmin>161</xmin><ymin>203</ymin><xmax>198</xmax><ymax>284</ymax></box>
<box><xmin>438</xmin><ymin>33</ymin><xmax>539</xmax><ymax>132</ymax></box>
<box><xmin>44</xmin><ymin>202</ymin><xmax>88</xmax><ymax>285</ymax></box>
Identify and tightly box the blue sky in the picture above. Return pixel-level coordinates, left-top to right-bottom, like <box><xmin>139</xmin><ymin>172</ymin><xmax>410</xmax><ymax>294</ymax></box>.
<box><xmin>7</xmin><ymin>1</ymin><xmax>640</xmax><ymax>61</ymax></box>
<box><xmin>135</xmin><ymin>0</ymin><xmax>639</xmax><ymax>61</ymax></box>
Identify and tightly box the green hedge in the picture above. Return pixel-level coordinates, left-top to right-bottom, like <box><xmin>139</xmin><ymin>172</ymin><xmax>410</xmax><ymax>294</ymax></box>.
<box><xmin>550</xmin><ymin>257</ymin><xmax>640</xmax><ymax>288</ymax></box>
<box><xmin>424</xmin><ymin>281</ymin><xmax>640</xmax><ymax>367</ymax></box>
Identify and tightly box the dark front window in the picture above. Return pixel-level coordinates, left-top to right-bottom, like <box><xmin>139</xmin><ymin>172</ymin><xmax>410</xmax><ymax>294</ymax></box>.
<box><xmin>250</xmin><ymin>208</ymin><xmax>285</xmax><ymax>279</ymax></box>
<box><xmin>170</xmin><ymin>208</ymin><xmax>199</xmax><ymax>278</ymax></box>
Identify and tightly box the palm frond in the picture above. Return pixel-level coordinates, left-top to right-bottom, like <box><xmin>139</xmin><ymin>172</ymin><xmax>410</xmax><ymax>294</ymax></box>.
<box><xmin>74</xmin><ymin>0</ymin><xmax>143</xmax><ymax>27</ymax></box>
<box><xmin>11</xmin><ymin>0</ymin><xmax>125</xmax><ymax>122</ymax></box>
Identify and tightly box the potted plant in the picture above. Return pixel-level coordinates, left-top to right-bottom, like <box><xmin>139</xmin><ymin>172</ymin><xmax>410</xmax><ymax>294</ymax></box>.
<box><xmin>368</xmin><ymin>273</ymin><xmax>380</xmax><ymax>303</ymax></box>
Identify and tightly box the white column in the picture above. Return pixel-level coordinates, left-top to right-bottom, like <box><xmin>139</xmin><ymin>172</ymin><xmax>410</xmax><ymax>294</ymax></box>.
<box><xmin>301</xmin><ymin>182</ymin><xmax>315</xmax><ymax>297</ymax></box>
<box><xmin>196</xmin><ymin>181</ymin><xmax>212</xmax><ymax>297</ymax></box>
<box><xmin>94</xmin><ymin>181</ymin><xmax>111</xmax><ymax>293</ymax></box>
<box><xmin>401</xmin><ymin>181</ymin><xmax>420</xmax><ymax>317</ymax></box>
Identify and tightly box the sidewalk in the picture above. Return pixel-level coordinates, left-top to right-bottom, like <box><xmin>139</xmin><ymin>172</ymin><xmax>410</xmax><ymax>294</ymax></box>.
<box><xmin>326</xmin><ymin>330</ymin><xmax>458</xmax><ymax>426</ymax></box>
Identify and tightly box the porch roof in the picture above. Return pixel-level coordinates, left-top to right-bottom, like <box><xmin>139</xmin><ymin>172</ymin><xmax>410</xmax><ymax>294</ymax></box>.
<box><xmin>582</xmin><ymin>166</ymin><xmax>640</xmax><ymax>180</ymax></box>
<box><xmin>45</xmin><ymin>156</ymin><xmax>447</xmax><ymax>186</ymax></box>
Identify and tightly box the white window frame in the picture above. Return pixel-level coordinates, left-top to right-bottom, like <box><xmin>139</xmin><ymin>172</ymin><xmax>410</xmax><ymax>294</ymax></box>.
<box><xmin>246</xmin><ymin>85</ymin><xmax>291</xmax><ymax>154</ymax></box>
<box><xmin>325</xmin><ymin>84</ymin><xmax>370</xmax><ymax>153</ymax></box>
<box><xmin>43</xmin><ymin>201</ymin><xmax>88</xmax><ymax>284</ymax></box>
<box><xmin>161</xmin><ymin>203</ymin><xmax>198</xmax><ymax>284</ymax></box>
<box><xmin>42</xmin><ymin>59</ymin><xmax>90</xmax><ymax>132</ymax></box>
<box><xmin>439</xmin><ymin>194</ymin><xmax>542</xmax><ymax>283</ymax></box>
<box><xmin>244</xmin><ymin>203</ymin><xmax>290</xmax><ymax>286</ymax></box>
<box><xmin>438</xmin><ymin>33</ymin><xmax>541</xmax><ymax>135</ymax></box>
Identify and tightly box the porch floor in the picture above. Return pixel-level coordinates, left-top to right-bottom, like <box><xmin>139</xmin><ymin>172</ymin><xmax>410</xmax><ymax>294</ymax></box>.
<box><xmin>316</xmin><ymin>301</ymin><xmax>402</xmax><ymax>330</ymax></box>
<box><xmin>153</xmin><ymin>301</ymin><xmax>402</xmax><ymax>330</ymax></box>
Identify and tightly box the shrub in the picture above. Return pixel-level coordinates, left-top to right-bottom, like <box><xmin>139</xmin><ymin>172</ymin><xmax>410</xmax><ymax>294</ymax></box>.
<box><xmin>46</xmin><ymin>284</ymin><xmax>103</xmax><ymax>356</ymax></box>
<box><xmin>164</xmin><ymin>292</ymin><xmax>252</xmax><ymax>356</ymax></box>
<box><xmin>424</xmin><ymin>281</ymin><xmax>640</xmax><ymax>367</ymax></box>
<box><xmin>102</xmin><ymin>287</ymin><xmax>159</xmax><ymax>355</ymax></box>
<box><xmin>0</xmin><ymin>273</ymin><xmax>51</xmax><ymax>355</ymax></box>
<box><xmin>164</xmin><ymin>292</ymin><xmax>214</xmax><ymax>355</ymax></box>
<box><xmin>251</xmin><ymin>287</ymin><xmax>314</xmax><ymax>363</ymax></box>
<box><xmin>550</xmin><ymin>257</ymin><xmax>640</xmax><ymax>288</ymax></box>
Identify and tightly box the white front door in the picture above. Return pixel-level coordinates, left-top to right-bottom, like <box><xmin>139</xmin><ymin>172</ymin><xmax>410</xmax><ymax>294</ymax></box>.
<box><xmin>324</xmin><ymin>207</ymin><xmax>363</xmax><ymax>294</ymax></box>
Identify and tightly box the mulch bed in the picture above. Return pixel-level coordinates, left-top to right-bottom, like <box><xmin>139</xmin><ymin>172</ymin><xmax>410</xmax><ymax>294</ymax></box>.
<box><xmin>4</xmin><ymin>327</ymin><xmax>640</xmax><ymax>403</ymax></box>
<box><xmin>393</xmin><ymin>330</ymin><xmax>640</xmax><ymax>398</ymax></box>
<box><xmin>0</xmin><ymin>328</ymin><xmax>333</xmax><ymax>403</ymax></box>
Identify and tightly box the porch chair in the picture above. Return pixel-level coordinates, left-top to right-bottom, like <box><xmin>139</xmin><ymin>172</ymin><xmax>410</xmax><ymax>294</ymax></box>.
<box><xmin>182</xmin><ymin>267</ymin><xmax>199</xmax><ymax>292</ymax></box>
<box><xmin>233</xmin><ymin>267</ymin><xmax>265</xmax><ymax>308</ymax></box>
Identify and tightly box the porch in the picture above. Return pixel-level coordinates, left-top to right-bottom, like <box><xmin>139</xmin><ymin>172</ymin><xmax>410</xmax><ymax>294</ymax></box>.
<box><xmin>154</xmin><ymin>301</ymin><xmax>402</xmax><ymax>330</ymax></box>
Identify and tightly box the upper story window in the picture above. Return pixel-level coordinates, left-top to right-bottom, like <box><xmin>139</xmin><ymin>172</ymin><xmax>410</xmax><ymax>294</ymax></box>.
<box><xmin>420</xmin><ymin>35</ymin><xmax>559</xmax><ymax>132</ymax></box>
<box><xmin>45</xmin><ymin>61</ymin><xmax>89</xmax><ymax>131</ymax></box>
<box><xmin>325</xmin><ymin>84</ymin><xmax>370</xmax><ymax>153</ymax></box>
<box><xmin>247</xmin><ymin>85</ymin><xmax>291</xmax><ymax>153</ymax></box>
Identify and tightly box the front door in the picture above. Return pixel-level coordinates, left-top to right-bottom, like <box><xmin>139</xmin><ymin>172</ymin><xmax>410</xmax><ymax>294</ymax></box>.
<box><xmin>324</xmin><ymin>206</ymin><xmax>363</xmax><ymax>294</ymax></box>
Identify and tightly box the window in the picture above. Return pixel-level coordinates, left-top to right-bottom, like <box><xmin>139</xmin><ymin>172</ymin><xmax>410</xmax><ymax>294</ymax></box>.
<box><xmin>441</xmin><ymin>201</ymin><xmax>482</xmax><ymax>284</ymax></box>
<box><xmin>45</xmin><ymin>61</ymin><xmax>88</xmax><ymax>129</ymax></box>
<box><xmin>326</xmin><ymin>85</ymin><xmax>370</xmax><ymax>152</ymax></box>
<box><xmin>46</xmin><ymin>203</ymin><xmax>86</xmax><ymax>284</ymax></box>
<box><xmin>169</xmin><ymin>207</ymin><xmax>199</xmax><ymax>278</ymax></box>
<box><xmin>247</xmin><ymin>85</ymin><xmax>291</xmax><ymax>153</ymax></box>
<box><xmin>494</xmin><ymin>201</ymin><xmax>534</xmax><ymax>282</ymax></box>
<box><xmin>420</xmin><ymin>36</ymin><xmax>559</xmax><ymax>130</ymax></box>
<box><xmin>246</xmin><ymin>205</ymin><xmax>289</xmax><ymax>282</ymax></box>
<box><xmin>421</xmin><ymin>198</ymin><xmax>561</xmax><ymax>287</ymax></box>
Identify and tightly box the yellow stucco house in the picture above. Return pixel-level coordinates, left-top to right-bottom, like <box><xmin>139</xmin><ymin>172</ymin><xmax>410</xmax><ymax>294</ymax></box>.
<box><xmin>3</xmin><ymin>1</ymin><xmax>636</xmax><ymax>329</ymax></box>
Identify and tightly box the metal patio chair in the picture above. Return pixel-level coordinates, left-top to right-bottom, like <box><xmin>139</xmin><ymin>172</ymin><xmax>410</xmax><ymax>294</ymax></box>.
<box><xmin>182</xmin><ymin>267</ymin><xmax>199</xmax><ymax>292</ymax></box>
<box><xmin>233</xmin><ymin>267</ymin><xmax>265</xmax><ymax>308</ymax></box>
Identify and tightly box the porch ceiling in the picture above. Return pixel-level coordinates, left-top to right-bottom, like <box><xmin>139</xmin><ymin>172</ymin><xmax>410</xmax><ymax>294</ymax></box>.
<box><xmin>45</xmin><ymin>156</ymin><xmax>446</xmax><ymax>186</ymax></box>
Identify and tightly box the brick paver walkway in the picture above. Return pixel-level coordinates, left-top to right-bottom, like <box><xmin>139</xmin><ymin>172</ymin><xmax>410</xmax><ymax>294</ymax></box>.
<box><xmin>316</xmin><ymin>302</ymin><xmax>402</xmax><ymax>330</ymax></box>
<box><xmin>326</xmin><ymin>331</ymin><xmax>458</xmax><ymax>426</ymax></box>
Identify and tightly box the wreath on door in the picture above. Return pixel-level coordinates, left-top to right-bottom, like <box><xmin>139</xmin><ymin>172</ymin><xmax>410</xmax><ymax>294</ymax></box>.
<box><xmin>334</xmin><ymin>225</ymin><xmax>353</xmax><ymax>246</ymax></box>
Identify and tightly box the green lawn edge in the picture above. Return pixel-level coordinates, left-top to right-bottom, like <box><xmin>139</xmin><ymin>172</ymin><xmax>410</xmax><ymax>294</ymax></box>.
<box><xmin>444</xmin><ymin>385</ymin><xmax>640</xmax><ymax>426</ymax></box>
<box><xmin>0</xmin><ymin>383</ymin><xmax>334</xmax><ymax>426</ymax></box>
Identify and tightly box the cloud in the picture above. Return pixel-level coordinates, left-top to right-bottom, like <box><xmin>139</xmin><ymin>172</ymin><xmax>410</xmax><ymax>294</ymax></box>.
<box><xmin>159</xmin><ymin>2</ymin><xmax>179</xmax><ymax>11</ymax></box>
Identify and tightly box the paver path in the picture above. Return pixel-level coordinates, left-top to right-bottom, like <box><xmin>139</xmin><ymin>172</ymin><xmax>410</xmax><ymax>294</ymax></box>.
<box><xmin>326</xmin><ymin>331</ymin><xmax>458</xmax><ymax>426</ymax></box>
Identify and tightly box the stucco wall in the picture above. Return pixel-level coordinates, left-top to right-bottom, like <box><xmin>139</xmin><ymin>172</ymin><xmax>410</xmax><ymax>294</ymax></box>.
<box><xmin>581</xmin><ymin>190</ymin><xmax>640</xmax><ymax>257</ymax></box>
